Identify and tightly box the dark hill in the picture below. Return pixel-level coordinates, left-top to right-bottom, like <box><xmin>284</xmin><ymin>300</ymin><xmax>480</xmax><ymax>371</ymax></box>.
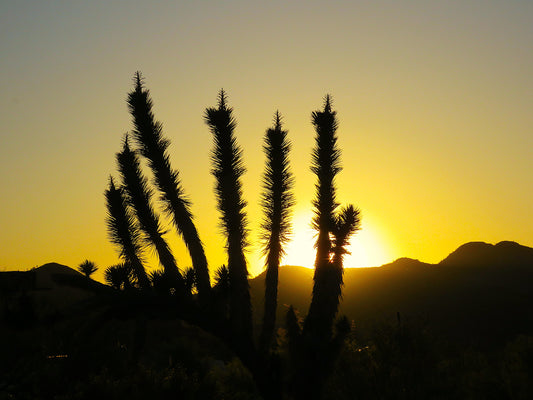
<box><xmin>440</xmin><ymin>240</ymin><xmax>533</xmax><ymax>268</ymax></box>
<box><xmin>378</xmin><ymin>257</ymin><xmax>433</xmax><ymax>270</ymax></box>
<box><xmin>250</xmin><ymin>241</ymin><xmax>533</xmax><ymax>346</ymax></box>
<box><xmin>0</xmin><ymin>262</ymin><xmax>108</xmax><ymax>323</ymax></box>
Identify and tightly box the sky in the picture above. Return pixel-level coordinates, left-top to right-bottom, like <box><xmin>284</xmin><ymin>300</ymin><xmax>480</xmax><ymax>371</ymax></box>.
<box><xmin>1</xmin><ymin>0</ymin><xmax>532</xmax><ymax>281</ymax></box>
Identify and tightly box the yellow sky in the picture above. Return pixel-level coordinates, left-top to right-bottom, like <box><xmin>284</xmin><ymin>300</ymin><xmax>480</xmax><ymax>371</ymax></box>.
<box><xmin>1</xmin><ymin>1</ymin><xmax>532</xmax><ymax>281</ymax></box>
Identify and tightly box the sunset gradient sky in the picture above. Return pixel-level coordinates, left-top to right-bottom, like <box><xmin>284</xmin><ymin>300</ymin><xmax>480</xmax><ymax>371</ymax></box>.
<box><xmin>1</xmin><ymin>1</ymin><xmax>532</xmax><ymax>281</ymax></box>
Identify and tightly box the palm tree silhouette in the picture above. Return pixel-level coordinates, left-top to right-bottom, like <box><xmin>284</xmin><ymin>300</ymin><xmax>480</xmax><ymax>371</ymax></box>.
<box><xmin>127</xmin><ymin>72</ymin><xmax>210</xmax><ymax>297</ymax></box>
<box><xmin>148</xmin><ymin>268</ymin><xmax>172</xmax><ymax>294</ymax></box>
<box><xmin>213</xmin><ymin>265</ymin><xmax>230</xmax><ymax>295</ymax></box>
<box><xmin>183</xmin><ymin>267</ymin><xmax>196</xmax><ymax>295</ymax></box>
<box><xmin>78</xmin><ymin>259</ymin><xmax>98</xmax><ymax>279</ymax></box>
<box><xmin>259</xmin><ymin>112</ymin><xmax>295</xmax><ymax>353</ymax></box>
<box><xmin>104</xmin><ymin>177</ymin><xmax>150</xmax><ymax>289</ymax></box>
<box><xmin>116</xmin><ymin>136</ymin><xmax>184</xmax><ymax>291</ymax></box>
<box><xmin>104</xmin><ymin>262</ymin><xmax>135</xmax><ymax>290</ymax></box>
<box><xmin>211</xmin><ymin>264</ymin><xmax>230</xmax><ymax>335</ymax></box>
<box><xmin>205</xmin><ymin>90</ymin><xmax>253</xmax><ymax>354</ymax></box>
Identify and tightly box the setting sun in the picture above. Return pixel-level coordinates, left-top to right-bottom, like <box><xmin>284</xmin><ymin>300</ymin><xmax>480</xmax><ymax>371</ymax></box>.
<box><xmin>344</xmin><ymin>221</ymin><xmax>393</xmax><ymax>268</ymax></box>
<box><xmin>280</xmin><ymin>211</ymin><xmax>393</xmax><ymax>269</ymax></box>
<box><xmin>1</xmin><ymin>2</ymin><xmax>532</xmax><ymax>398</ymax></box>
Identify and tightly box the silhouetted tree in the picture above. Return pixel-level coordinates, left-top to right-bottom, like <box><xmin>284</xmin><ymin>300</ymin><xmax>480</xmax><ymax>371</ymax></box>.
<box><xmin>104</xmin><ymin>177</ymin><xmax>150</xmax><ymax>289</ymax></box>
<box><xmin>205</xmin><ymin>90</ymin><xmax>253</xmax><ymax>354</ymax></box>
<box><xmin>331</xmin><ymin>315</ymin><xmax>351</xmax><ymax>356</ymax></box>
<box><xmin>116</xmin><ymin>136</ymin><xmax>184</xmax><ymax>291</ymax></box>
<box><xmin>148</xmin><ymin>268</ymin><xmax>173</xmax><ymax>295</ymax></box>
<box><xmin>212</xmin><ymin>264</ymin><xmax>230</xmax><ymax>305</ymax></box>
<box><xmin>128</xmin><ymin>72</ymin><xmax>210</xmax><ymax>297</ymax></box>
<box><xmin>211</xmin><ymin>265</ymin><xmax>231</xmax><ymax>335</ymax></box>
<box><xmin>103</xmin><ymin>79</ymin><xmax>365</xmax><ymax>399</ymax></box>
<box><xmin>293</xmin><ymin>96</ymin><xmax>359</xmax><ymax>400</ymax></box>
<box><xmin>286</xmin><ymin>305</ymin><xmax>302</xmax><ymax>360</ymax></box>
<box><xmin>184</xmin><ymin>267</ymin><xmax>196</xmax><ymax>295</ymax></box>
<box><xmin>259</xmin><ymin>112</ymin><xmax>295</xmax><ymax>353</ymax></box>
<box><xmin>329</xmin><ymin>205</ymin><xmax>361</xmax><ymax>315</ymax></box>
<box><xmin>78</xmin><ymin>259</ymin><xmax>98</xmax><ymax>279</ymax></box>
<box><xmin>104</xmin><ymin>262</ymin><xmax>135</xmax><ymax>290</ymax></box>
<box><xmin>304</xmin><ymin>95</ymin><xmax>342</xmax><ymax>341</ymax></box>
<box><xmin>213</xmin><ymin>265</ymin><xmax>229</xmax><ymax>290</ymax></box>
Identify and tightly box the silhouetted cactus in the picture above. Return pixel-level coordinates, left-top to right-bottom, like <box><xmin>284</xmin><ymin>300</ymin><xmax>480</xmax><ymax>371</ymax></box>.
<box><xmin>184</xmin><ymin>267</ymin><xmax>196</xmax><ymax>295</ymax></box>
<box><xmin>213</xmin><ymin>264</ymin><xmax>230</xmax><ymax>292</ymax></box>
<box><xmin>286</xmin><ymin>305</ymin><xmax>302</xmax><ymax>358</ymax></box>
<box><xmin>304</xmin><ymin>95</ymin><xmax>342</xmax><ymax>341</ymax></box>
<box><xmin>259</xmin><ymin>112</ymin><xmax>295</xmax><ymax>353</ymax></box>
<box><xmin>105</xmin><ymin>177</ymin><xmax>150</xmax><ymax>289</ymax></box>
<box><xmin>78</xmin><ymin>259</ymin><xmax>98</xmax><ymax>279</ymax></box>
<box><xmin>327</xmin><ymin>205</ymin><xmax>361</xmax><ymax>326</ymax></box>
<box><xmin>116</xmin><ymin>136</ymin><xmax>183</xmax><ymax>291</ymax></box>
<box><xmin>103</xmin><ymin>80</ymin><xmax>364</xmax><ymax>400</ymax></box>
<box><xmin>128</xmin><ymin>72</ymin><xmax>210</xmax><ymax>297</ymax></box>
<box><xmin>205</xmin><ymin>90</ymin><xmax>253</xmax><ymax>354</ymax></box>
<box><xmin>104</xmin><ymin>262</ymin><xmax>136</xmax><ymax>290</ymax></box>
<box><xmin>211</xmin><ymin>264</ymin><xmax>231</xmax><ymax>335</ymax></box>
<box><xmin>294</xmin><ymin>96</ymin><xmax>360</xmax><ymax>400</ymax></box>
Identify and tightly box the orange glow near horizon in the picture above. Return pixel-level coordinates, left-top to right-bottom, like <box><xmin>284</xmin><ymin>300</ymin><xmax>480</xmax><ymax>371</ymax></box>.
<box><xmin>344</xmin><ymin>222</ymin><xmax>394</xmax><ymax>268</ymax></box>
<box><xmin>281</xmin><ymin>212</ymin><xmax>317</xmax><ymax>268</ymax></box>
<box><xmin>280</xmin><ymin>211</ymin><xmax>394</xmax><ymax>270</ymax></box>
<box><xmin>1</xmin><ymin>2</ymin><xmax>532</xmax><ymax>279</ymax></box>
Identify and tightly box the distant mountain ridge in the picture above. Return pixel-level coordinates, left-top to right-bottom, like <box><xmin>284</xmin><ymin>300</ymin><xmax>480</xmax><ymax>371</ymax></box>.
<box><xmin>250</xmin><ymin>241</ymin><xmax>533</xmax><ymax>345</ymax></box>
<box><xmin>377</xmin><ymin>257</ymin><xmax>433</xmax><ymax>270</ymax></box>
<box><xmin>439</xmin><ymin>240</ymin><xmax>533</xmax><ymax>267</ymax></box>
<box><xmin>2</xmin><ymin>241</ymin><xmax>532</xmax><ymax>345</ymax></box>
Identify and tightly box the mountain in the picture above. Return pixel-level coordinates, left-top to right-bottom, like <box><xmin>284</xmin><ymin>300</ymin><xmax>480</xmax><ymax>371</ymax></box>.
<box><xmin>250</xmin><ymin>241</ymin><xmax>533</xmax><ymax>346</ymax></box>
<box><xmin>440</xmin><ymin>240</ymin><xmax>533</xmax><ymax>267</ymax></box>
<box><xmin>0</xmin><ymin>262</ymin><xmax>108</xmax><ymax>323</ymax></box>
<box><xmin>2</xmin><ymin>245</ymin><xmax>530</xmax><ymax>398</ymax></box>
<box><xmin>2</xmin><ymin>241</ymin><xmax>532</xmax><ymax>345</ymax></box>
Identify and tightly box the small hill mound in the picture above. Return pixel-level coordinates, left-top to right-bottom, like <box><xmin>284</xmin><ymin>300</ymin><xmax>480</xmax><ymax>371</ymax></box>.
<box><xmin>379</xmin><ymin>257</ymin><xmax>434</xmax><ymax>270</ymax></box>
<box><xmin>37</xmin><ymin>262</ymin><xmax>80</xmax><ymax>275</ymax></box>
<box><xmin>1</xmin><ymin>262</ymin><xmax>109</xmax><ymax>323</ymax></box>
<box><xmin>34</xmin><ymin>262</ymin><xmax>84</xmax><ymax>290</ymax></box>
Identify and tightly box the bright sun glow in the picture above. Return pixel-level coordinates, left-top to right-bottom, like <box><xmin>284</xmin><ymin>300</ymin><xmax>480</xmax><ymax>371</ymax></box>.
<box><xmin>281</xmin><ymin>211</ymin><xmax>393</xmax><ymax>269</ymax></box>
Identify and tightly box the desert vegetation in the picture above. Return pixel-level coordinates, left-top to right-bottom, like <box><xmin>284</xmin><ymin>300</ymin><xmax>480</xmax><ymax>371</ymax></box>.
<box><xmin>103</xmin><ymin>73</ymin><xmax>361</xmax><ymax>399</ymax></box>
<box><xmin>1</xmin><ymin>73</ymin><xmax>532</xmax><ymax>400</ymax></box>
